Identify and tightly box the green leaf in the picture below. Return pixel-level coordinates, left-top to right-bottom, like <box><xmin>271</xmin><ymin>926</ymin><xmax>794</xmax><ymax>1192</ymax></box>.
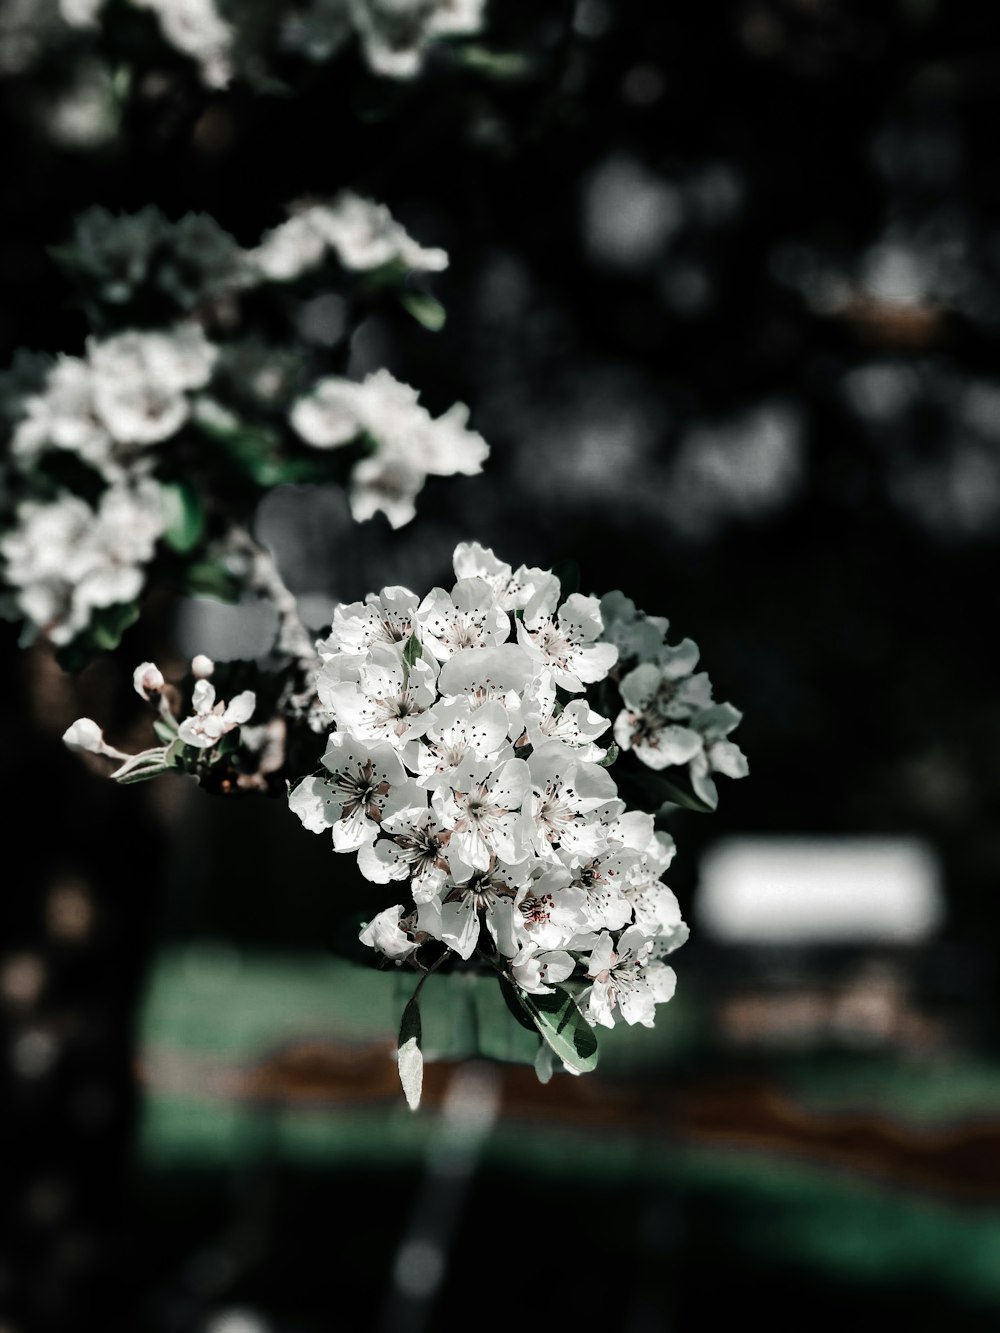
<box><xmin>198</xmin><ymin>414</ymin><xmax>332</xmax><ymax>488</ymax></box>
<box><xmin>152</xmin><ymin>719</ymin><xmax>178</xmax><ymax>744</ymax></box>
<box><xmin>552</xmin><ymin>558</ymin><xmax>580</xmax><ymax>605</ymax></box>
<box><xmin>402</xmin><ymin>633</ymin><xmax>422</xmax><ymax>669</ymax></box>
<box><xmin>475</xmin><ymin>978</ymin><xmax>541</xmax><ymax>1064</ymax></box>
<box><xmin>399</xmin><ymin>293</ymin><xmax>447</xmax><ymax>332</ymax></box>
<box><xmin>455</xmin><ymin>44</ymin><xmax>532</xmax><ymax>79</ymax></box>
<box><xmin>516</xmin><ymin>983</ymin><xmax>599</xmax><ymax>1076</ymax></box>
<box><xmin>180</xmin><ymin>561</ymin><xmax>242</xmax><ymax>602</ymax></box>
<box><xmin>163</xmin><ymin>738</ymin><xmax>186</xmax><ymax>768</ymax></box>
<box><xmin>111</xmin><ymin>746</ymin><xmax>174</xmax><ymax>784</ymax></box>
<box><xmin>614</xmin><ymin>760</ymin><xmax>717</xmax><ymax>815</ymax></box>
<box><xmin>113</xmin><ymin>760</ymin><xmax>176</xmax><ymax>785</ymax></box>
<box><xmin>499</xmin><ymin>974</ymin><xmax>538</xmax><ymax>1033</ymax></box>
<box><xmin>397</xmin><ymin>996</ymin><xmax>424</xmax><ymax>1111</ymax></box>
<box><xmin>597</xmin><ymin>743</ymin><xmax>619</xmax><ymax>768</ymax></box>
<box><xmin>55</xmin><ymin>601</ymin><xmax>141</xmax><ymax>671</ymax></box>
<box><xmin>160</xmin><ymin>480</ymin><xmax>205</xmax><ymax>554</ymax></box>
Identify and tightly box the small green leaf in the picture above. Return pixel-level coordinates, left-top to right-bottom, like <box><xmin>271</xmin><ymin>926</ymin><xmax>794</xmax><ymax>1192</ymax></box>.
<box><xmin>456</xmin><ymin>45</ymin><xmax>532</xmax><ymax>79</ymax></box>
<box><xmin>111</xmin><ymin>746</ymin><xmax>172</xmax><ymax>784</ymax></box>
<box><xmin>399</xmin><ymin>293</ymin><xmax>447</xmax><ymax>332</ymax></box>
<box><xmin>181</xmin><ymin>561</ymin><xmax>242</xmax><ymax>602</ymax></box>
<box><xmin>499</xmin><ymin>974</ymin><xmax>541</xmax><ymax>1033</ymax></box>
<box><xmin>114</xmin><ymin>761</ymin><xmax>176</xmax><ymax>785</ymax></box>
<box><xmin>597</xmin><ymin>743</ymin><xmax>619</xmax><ymax>768</ymax></box>
<box><xmin>615</xmin><ymin>760</ymin><xmax>717</xmax><ymax>814</ymax></box>
<box><xmin>160</xmin><ymin>480</ymin><xmax>205</xmax><ymax>554</ymax></box>
<box><xmin>397</xmin><ymin>995</ymin><xmax>424</xmax><ymax>1111</ymax></box>
<box><xmin>152</xmin><ymin>719</ymin><xmax>179</xmax><ymax>744</ymax></box>
<box><xmin>516</xmin><ymin>983</ymin><xmax>598</xmax><ymax>1076</ymax></box>
<box><xmin>475</xmin><ymin>977</ymin><xmax>540</xmax><ymax>1064</ymax></box>
<box><xmin>56</xmin><ymin>601</ymin><xmax>141</xmax><ymax>671</ymax></box>
<box><xmin>402</xmin><ymin>633</ymin><xmax>422</xmax><ymax>669</ymax></box>
<box><xmin>163</xmin><ymin>738</ymin><xmax>186</xmax><ymax>768</ymax></box>
<box><xmin>91</xmin><ymin>601</ymin><xmax>141</xmax><ymax>651</ymax></box>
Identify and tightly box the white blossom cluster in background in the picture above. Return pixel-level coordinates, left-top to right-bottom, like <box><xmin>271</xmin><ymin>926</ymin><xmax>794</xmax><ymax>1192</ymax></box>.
<box><xmin>11</xmin><ymin>322</ymin><xmax>217</xmax><ymax>481</ymax></box>
<box><xmin>56</xmin><ymin>0</ymin><xmax>486</xmax><ymax>88</ymax></box>
<box><xmin>288</xmin><ymin>542</ymin><xmax>747</xmax><ymax>1092</ymax></box>
<box><xmin>599</xmin><ymin>589</ymin><xmax>749</xmax><ymax>810</ymax></box>
<box><xmin>291</xmin><ymin>369</ymin><xmax>488</xmax><ymax>528</ymax></box>
<box><xmin>1</xmin><ymin>194</ymin><xmax>485</xmax><ymax>655</ymax></box>
<box><xmin>0</xmin><ymin>480</ymin><xmax>166</xmax><ymax>646</ymax></box>
<box><xmin>248</xmin><ymin>192</ymin><xmax>448</xmax><ymax>284</ymax></box>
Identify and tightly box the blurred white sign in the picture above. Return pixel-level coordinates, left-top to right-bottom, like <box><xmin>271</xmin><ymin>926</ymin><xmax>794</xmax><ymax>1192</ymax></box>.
<box><xmin>695</xmin><ymin>836</ymin><xmax>944</xmax><ymax>945</ymax></box>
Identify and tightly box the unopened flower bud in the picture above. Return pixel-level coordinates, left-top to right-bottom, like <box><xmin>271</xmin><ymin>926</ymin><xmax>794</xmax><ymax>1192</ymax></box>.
<box><xmin>62</xmin><ymin>718</ymin><xmax>105</xmax><ymax>754</ymax></box>
<box><xmin>133</xmin><ymin>661</ymin><xmax>165</xmax><ymax>700</ymax></box>
<box><xmin>191</xmin><ymin>654</ymin><xmax>215</xmax><ymax>679</ymax></box>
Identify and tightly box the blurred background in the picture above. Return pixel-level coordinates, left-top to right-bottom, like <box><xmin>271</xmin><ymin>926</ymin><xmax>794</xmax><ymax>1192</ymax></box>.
<box><xmin>4</xmin><ymin>1</ymin><xmax>1000</xmax><ymax>1329</ymax></box>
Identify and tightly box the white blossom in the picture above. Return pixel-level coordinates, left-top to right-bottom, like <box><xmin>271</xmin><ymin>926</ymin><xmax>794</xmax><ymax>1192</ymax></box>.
<box><xmin>510</xmin><ymin>865</ymin><xmax>591</xmax><ymax>954</ymax></box>
<box><xmin>289</xmin><ymin>378</ymin><xmax>363</xmax><ymax>448</ymax></box>
<box><xmin>435</xmin><ymin>643</ymin><xmax>535</xmax><ymax>706</ymax></box>
<box><xmin>312</xmin><ymin>191</ymin><xmax>448</xmax><ymax>273</ymax></box>
<box><xmin>509</xmin><ymin>941</ymin><xmax>576</xmax><ymax>995</ymax></box>
<box><xmin>358</xmin><ymin>803</ymin><xmax>451</xmax><ymax>899</ymax></box>
<box><xmin>688</xmin><ymin>702</ymin><xmax>749</xmax><ymax>807</ymax></box>
<box><xmin>512</xmin><ymin>670</ymin><xmax>611</xmax><ymax>760</ymax></box>
<box><xmin>416</xmin><ymin>860</ymin><xmax>527</xmax><ymax>960</ymax></box>
<box><xmin>612</xmin><ymin>648</ymin><xmax>710</xmax><ymax>771</ymax></box>
<box><xmin>583</xmin><ymin>926</ymin><xmax>676</xmax><ymax>1029</ymax></box>
<box><xmin>431</xmin><ymin>755</ymin><xmax>532</xmax><ymax>879</ymax></box>
<box><xmin>249</xmin><ymin>192</ymin><xmax>447</xmax><ymax>282</ymax></box>
<box><xmin>289</xmin><ymin>733</ymin><xmax>420</xmax><ymax>851</ymax></box>
<box><xmin>452</xmin><ymin>542</ymin><xmax>559</xmax><ymax>614</ymax></box>
<box><xmin>133</xmin><ymin>661</ymin><xmax>165</xmax><ymax>699</ymax></box>
<box><xmin>0</xmin><ymin>480</ymin><xmax>165</xmax><ymax>645</ymax></box>
<box><xmin>318</xmin><ymin>586</ymin><xmax>420</xmax><ymax>658</ymax></box>
<box><xmin>11</xmin><ymin>357</ymin><xmax>112</xmax><ymax>474</ymax></box>
<box><xmin>291</xmin><ymin>369</ymin><xmax>487</xmax><ymax>529</ymax></box>
<box><xmin>518</xmin><ymin>590</ymin><xmax>619</xmax><ymax>692</ymax></box>
<box><xmin>598</xmin><ymin>590</ymin><xmax>669</xmax><ymax>664</ymax></box>
<box><xmin>406</xmin><ymin>696</ymin><xmax>512</xmax><ymax>787</ymax></box>
<box><xmin>248</xmin><ymin>212</ymin><xmax>329</xmax><ymax>282</ymax></box>
<box><xmin>347</xmin><ymin>0</ymin><xmax>485</xmax><ymax>77</ymax></box>
<box><xmin>130</xmin><ymin>0</ymin><xmax>234</xmax><ymax>88</ymax></box>
<box><xmin>88</xmin><ymin>323</ymin><xmax>216</xmax><ymax>447</ymax></box>
<box><xmin>417</xmin><ymin>578</ymin><xmax>509</xmax><ymax>661</ymax></box>
<box><xmin>177</xmin><ymin>678</ymin><xmax>255</xmax><ymax>748</ymax></box>
<box><xmin>527</xmin><ymin>742</ymin><xmax>623</xmax><ymax>864</ymax></box>
<box><xmin>322</xmin><ymin>642</ymin><xmax>437</xmax><ymax>748</ymax></box>
<box><xmin>359</xmin><ymin>904</ymin><xmax>419</xmax><ymax>960</ymax></box>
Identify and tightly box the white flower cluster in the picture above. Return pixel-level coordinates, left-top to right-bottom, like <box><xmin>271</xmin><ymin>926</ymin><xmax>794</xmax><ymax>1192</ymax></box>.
<box><xmin>62</xmin><ymin>0</ymin><xmax>485</xmax><ymax>85</ymax></box>
<box><xmin>290</xmin><ymin>369</ymin><xmax>488</xmax><ymax>528</ymax></box>
<box><xmin>346</xmin><ymin>0</ymin><xmax>486</xmax><ymax>80</ymax></box>
<box><xmin>2</xmin><ymin>194</ymin><xmax>469</xmax><ymax>651</ymax></box>
<box><xmin>61</xmin><ymin>0</ymin><xmax>234</xmax><ymax>87</ymax></box>
<box><xmin>248</xmin><ymin>191</ymin><xmax>448</xmax><ymax>284</ymax></box>
<box><xmin>11</xmin><ymin>322</ymin><xmax>217</xmax><ymax>482</ymax></box>
<box><xmin>0</xmin><ymin>480</ymin><xmax>166</xmax><ymax>646</ymax></box>
<box><xmin>600</xmin><ymin>591</ymin><xmax>750</xmax><ymax>809</ymax></box>
<box><xmin>63</xmin><ymin>654</ymin><xmax>256</xmax><ymax>782</ymax></box>
<box><xmin>290</xmin><ymin>543</ymin><xmax>692</xmax><ymax>1039</ymax></box>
